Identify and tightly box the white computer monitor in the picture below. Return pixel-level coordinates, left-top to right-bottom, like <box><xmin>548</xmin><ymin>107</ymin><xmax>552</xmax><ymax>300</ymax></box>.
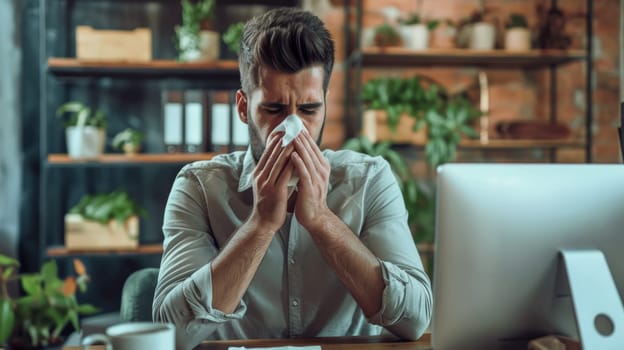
<box><xmin>432</xmin><ymin>163</ymin><xmax>624</xmax><ymax>350</ymax></box>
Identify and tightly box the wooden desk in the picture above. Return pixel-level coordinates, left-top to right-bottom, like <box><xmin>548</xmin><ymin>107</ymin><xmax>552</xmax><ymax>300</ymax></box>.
<box><xmin>64</xmin><ymin>334</ymin><xmax>432</xmax><ymax>350</ymax></box>
<box><xmin>196</xmin><ymin>334</ymin><xmax>432</xmax><ymax>350</ymax></box>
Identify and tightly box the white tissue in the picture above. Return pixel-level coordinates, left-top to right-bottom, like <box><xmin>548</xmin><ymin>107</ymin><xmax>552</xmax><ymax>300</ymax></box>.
<box><xmin>272</xmin><ymin>114</ymin><xmax>304</xmax><ymax>147</ymax></box>
<box><xmin>270</xmin><ymin>114</ymin><xmax>304</xmax><ymax>188</ymax></box>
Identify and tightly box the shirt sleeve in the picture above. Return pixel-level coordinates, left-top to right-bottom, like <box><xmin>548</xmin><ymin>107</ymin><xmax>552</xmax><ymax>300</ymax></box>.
<box><xmin>360</xmin><ymin>158</ymin><xmax>433</xmax><ymax>340</ymax></box>
<box><xmin>152</xmin><ymin>167</ymin><xmax>246</xmax><ymax>350</ymax></box>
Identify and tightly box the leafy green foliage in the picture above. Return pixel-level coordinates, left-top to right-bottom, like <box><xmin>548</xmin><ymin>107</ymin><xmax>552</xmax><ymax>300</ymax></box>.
<box><xmin>425</xmin><ymin>97</ymin><xmax>480</xmax><ymax>168</ymax></box>
<box><xmin>506</xmin><ymin>13</ymin><xmax>529</xmax><ymax>29</ymax></box>
<box><xmin>112</xmin><ymin>128</ymin><xmax>145</xmax><ymax>150</ymax></box>
<box><xmin>223</xmin><ymin>22</ymin><xmax>244</xmax><ymax>55</ymax></box>
<box><xmin>181</xmin><ymin>0</ymin><xmax>215</xmax><ymax>33</ymax></box>
<box><xmin>69</xmin><ymin>190</ymin><xmax>147</xmax><ymax>225</ymax></box>
<box><xmin>373</xmin><ymin>24</ymin><xmax>401</xmax><ymax>47</ymax></box>
<box><xmin>361</xmin><ymin>76</ymin><xmax>444</xmax><ymax>132</ymax></box>
<box><xmin>362</xmin><ymin>74</ymin><xmax>480</xmax><ymax>168</ymax></box>
<box><xmin>0</xmin><ymin>256</ymin><xmax>97</xmax><ymax>347</ymax></box>
<box><xmin>175</xmin><ymin>0</ymin><xmax>216</xmax><ymax>54</ymax></box>
<box><xmin>400</xmin><ymin>14</ymin><xmax>440</xmax><ymax>30</ymax></box>
<box><xmin>56</xmin><ymin>101</ymin><xmax>107</xmax><ymax>129</ymax></box>
<box><xmin>353</xmin><ymin>76</ymin><xmax>481</xmax><ymax>242</ymax></box>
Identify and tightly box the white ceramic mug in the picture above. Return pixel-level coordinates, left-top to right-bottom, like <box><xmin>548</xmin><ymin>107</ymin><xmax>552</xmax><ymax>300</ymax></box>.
<box><xmin>80</xmin><ymin>322</ymin><xmax>175</xmax><ymax>350</ymax></box>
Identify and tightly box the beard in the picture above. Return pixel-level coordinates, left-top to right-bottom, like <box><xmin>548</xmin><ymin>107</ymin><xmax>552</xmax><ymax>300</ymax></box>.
<box><xmin>248</xmin><ymin>105</ymin><xmax>326</xmax><ymax>163</ymax></box>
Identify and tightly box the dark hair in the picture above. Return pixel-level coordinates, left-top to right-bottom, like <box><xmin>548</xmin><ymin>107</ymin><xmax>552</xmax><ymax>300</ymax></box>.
<box><xmin>239</xmin><ymin>7</ymin><xmax>335</xmax><ymax>94</ymax></box>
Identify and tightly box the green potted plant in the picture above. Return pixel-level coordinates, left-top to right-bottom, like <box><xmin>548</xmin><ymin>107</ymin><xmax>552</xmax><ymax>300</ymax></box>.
<box><xmin>398</xmin><ymin>14</ymin><xmax>439</xmax><ymax>50</ymax></box>
<box><xmin>65</xmin><ymin>190</ymin><xmax>148</xmax><ymax>250</ymax></box>
<box><xmin>0</xmin><ymin>255</ymin><xmax>98</xmax><ymax>349</ymax></box>
<box><xmin>504</xmin><ymin>13</ymin><xmax>530</xmax><ymax>51</ymax></box>
<box><xmin>112</xmin><ymin>128</ymin><xmax>144</xmax><ymax>155</ymax></box>
<box><xmin>457</xmin><ymin>5</ymin><xmax>497</xmax><ymax>49</ymax></box>
<box><xmin>372</xmin><ymin>23</ymin><xmax>401</xmax><ymax>48</ymax></box>
<box><xmin>56</xmin><ymin>101</ymin><xmax>107</xmax><ymax>159</ymax></box>
<box><xmin>360</xmin><ymin>75</ymin><xmax>444</xmax><ymax>144</ymax></box>
<box><xmin>222</xmin><ymin>21</ymin><xmax>244</xmax><ymax>56</ymax></box>
<box><xmin>175</xmin><ymin>0</ymin><xmax>218</xmax><ymax>61</ymax></box>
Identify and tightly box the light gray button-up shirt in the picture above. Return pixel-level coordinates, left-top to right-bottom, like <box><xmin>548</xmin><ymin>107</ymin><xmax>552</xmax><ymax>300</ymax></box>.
<box><xmin>153</xmin><ymin>148</ymin><xmax>432</xmax><ymax>350</ymax></box>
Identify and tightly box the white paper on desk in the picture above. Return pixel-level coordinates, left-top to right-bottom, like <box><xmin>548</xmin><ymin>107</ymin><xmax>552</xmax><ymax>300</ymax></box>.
<box><xmin>228</xmin><ymin>347</ymin><xmax>321</xmax><ymax>350</ymax></box>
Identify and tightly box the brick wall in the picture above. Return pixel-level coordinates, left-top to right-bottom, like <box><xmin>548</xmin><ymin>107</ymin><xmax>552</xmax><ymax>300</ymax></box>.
<box><xmin>316</xmin><ymin>0</ymin><xmax>620</xmax><ymax>164</ymax></box>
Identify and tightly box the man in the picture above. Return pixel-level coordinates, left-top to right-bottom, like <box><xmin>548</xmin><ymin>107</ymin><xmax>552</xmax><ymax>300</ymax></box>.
<box><xmin>153</xmin><ymin>8</ymin><xmax>432</xmax><ymax>350</ymax></box>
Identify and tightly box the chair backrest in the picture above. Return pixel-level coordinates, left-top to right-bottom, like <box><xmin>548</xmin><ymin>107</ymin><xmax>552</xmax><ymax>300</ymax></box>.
<box><xmin>120</xmin><ymin>267</ymin><xmax>159</xmax><ymax>322</ymax></box>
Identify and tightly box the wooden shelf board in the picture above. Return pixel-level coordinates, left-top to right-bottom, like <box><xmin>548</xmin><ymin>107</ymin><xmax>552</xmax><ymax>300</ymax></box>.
<box><xmin>47</xmin><ymin>58</ymin><xmax>240</xmax><ymax>81</ymax></box>
<box><xmin>46</xmin><ymin>244</ymin><xmax>163</xmax><ymax>257</ymax></box>
<box><xmin>387</xmin><ymin>138</ymin><xmax>585</xmax><ymax>149</ymax></box>
<box><xmin>459</xmin><ymin>138</ymin><xmax>585</xmax><ymax>149</ymax></box>
<box><xmin>359</xmin><ymin>48</ymin><xmax>586</xmax><ymax>67</ymax></box>
<box><xmin>47</xmin><ymin>152</ymin><xmax>217</xmax><ymax>164</ymax></box>
<box><xmin>48</xmin><ymin>57</ymin><xmax>238</xmax><ymax>70</ymax></box>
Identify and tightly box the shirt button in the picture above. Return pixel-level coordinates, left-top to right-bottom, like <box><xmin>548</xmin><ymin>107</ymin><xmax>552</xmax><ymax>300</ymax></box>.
<box><xmin>289</xmin><ymin>258</ymin><xmax>295</xmax><ymax>265</ymax></box>
<box><xmin>292</xmin><ymin>299</ymin><xmax>299</xmax><ymax>307</ymax></box>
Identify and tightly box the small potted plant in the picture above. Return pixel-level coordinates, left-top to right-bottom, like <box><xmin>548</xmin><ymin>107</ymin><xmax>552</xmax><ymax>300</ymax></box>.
<box><xmin>504</xmin><ymin>13</ymin><xmax>530</xmax><ymax>51</ymax></box>
<box><xmin>398</xmin><ymin>14</ymin><xmax>439</xmax><ymax>50</ymax></box>
<box><xmin>0</xmin><ymin>255</ymin><xmax>98</xmax><ymax>349</ymax></box>
<box><xmin>372</xmin><ymin>23</ymin><xmax>401</xmax><ymax>48</ymax></box>
<box><xmin>65</xmin><ymin>190</ymin><xmax>148</xmax><ymax>250</ymax></box>
<box><xmin>360</xmin><ymin>75</ymin><xmax>444</xmax><ymax>144</ymax></box>
<box><xmin>457</xmin><ymin>5</ymin><xmax>497</xmax><ymax>50</ymax></box>
<box><xmin>175</xmin><ymin>0</ymin><xmax>218</xmax><ymax>62</ymax></box>
<box><xmin>56</xmin><ymin>101</ymin><xmax>107</xmax><ymax>159</ymax></box>
<box><xmin>222</xmin><ymin>21</ymin><xmax>244</xmax><ymax>56</ymax></box>
<box><xmin>112</xmin><ymin>128</ymin><xmax>144</xmax><ymax>155</ymax></box>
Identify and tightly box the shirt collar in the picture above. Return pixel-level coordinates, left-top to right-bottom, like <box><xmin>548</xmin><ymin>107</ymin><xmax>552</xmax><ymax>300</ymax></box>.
<box><xmin>238</xmin><ymin>147</ymin><xmax>256</xmax><ymax>192</ymax></box>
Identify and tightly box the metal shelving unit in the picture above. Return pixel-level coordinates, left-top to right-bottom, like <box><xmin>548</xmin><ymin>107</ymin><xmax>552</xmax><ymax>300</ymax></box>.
<box><xmin>344</xmin><ymin>0</ymin><xmax>593</xmax><ymax>162</ymax></box>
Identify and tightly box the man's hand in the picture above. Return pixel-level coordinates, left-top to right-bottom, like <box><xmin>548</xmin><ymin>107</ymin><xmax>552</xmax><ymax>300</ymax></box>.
<box><xmin>291</xmin><ymin>129</ymin><xmax>331</xmax><ymax>231</ymax></box>
<box><xmin>249</xmin><ymin>132</ymin><xmax>294</xmax><ymax>233</ymax></box>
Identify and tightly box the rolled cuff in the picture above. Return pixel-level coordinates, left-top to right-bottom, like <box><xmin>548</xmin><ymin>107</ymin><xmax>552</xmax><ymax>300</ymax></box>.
<box><xmin>183</xmin><ymin>262</ymin><xmax>247</xmax><ymax>332</ymax></box>
<box><xmin>368</xmin><ymin>259</ymin><xmax>408</xmax><ymax>326</ymax></box>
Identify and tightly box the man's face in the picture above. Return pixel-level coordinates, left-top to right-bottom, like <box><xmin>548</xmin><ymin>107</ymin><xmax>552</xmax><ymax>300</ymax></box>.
<box><xmin>236</xmin><ymin>65</ymin><xmax>327</xmax><ymax>161</ymax></box>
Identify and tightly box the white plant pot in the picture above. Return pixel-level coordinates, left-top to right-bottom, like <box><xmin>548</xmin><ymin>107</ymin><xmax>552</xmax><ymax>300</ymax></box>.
<box><xmin>469</xmin><ymin>22</ymin><xmax>496</xmax><ymax>50</ymax></box>
<box><xmin>360</xmin><ymin>27</ymin><xmax>376</xmax><ymax>49</ymax></box>
<box><xmin>179</xmin><ymin>30</ymin><xmax>220</xmax><ymax>62</ymax></box>
<box><xmin>66</xmin><ymin>126</ymin><xmax>105</xmax><ymax>158</ymax></box>
<box><xmin>400</xmin><ymin>24</ymin><xmax>429</xmax><ymax>50</ymax></box>
<box><xmin>504</xmin><ymin>28</ymin><xmax>531</xmax><ymax>51</ymax></box>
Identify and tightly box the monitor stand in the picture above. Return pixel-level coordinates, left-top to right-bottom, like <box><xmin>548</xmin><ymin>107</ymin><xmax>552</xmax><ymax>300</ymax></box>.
<box><xmin>560</xmin><ymin>250</ymin><xmax>624</xmax><ymax>350</ymax></box>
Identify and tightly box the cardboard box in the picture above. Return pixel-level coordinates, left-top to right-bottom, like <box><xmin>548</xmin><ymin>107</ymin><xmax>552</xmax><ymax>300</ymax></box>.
<box><xmin>76</xmin><ymin>26</ymin><xmax>152</xmax><ymax>61</ymax></box>
<box><xmin>65</xmin><ymin>214</ymin><xmax>139</xmax><ymax>250</ymax></box>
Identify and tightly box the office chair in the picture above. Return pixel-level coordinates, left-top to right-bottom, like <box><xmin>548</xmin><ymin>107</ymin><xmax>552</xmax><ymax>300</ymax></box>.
<box><xmin>120</xmin><ymin>267</ymin><xmax>160</xmax><ymax>322</ymax></box>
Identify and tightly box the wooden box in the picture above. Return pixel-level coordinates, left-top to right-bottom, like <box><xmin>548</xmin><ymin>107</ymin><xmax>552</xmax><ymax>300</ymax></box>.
<box><xmin>65</xmin><ymin>214</ymin><xmax>139</xmax><ymax>250</ymax></box>
<box><xmin>76</xmin><ymin>26</ymin><xmax>152</xmax><ymax>61</ymax></box>
<box><xmin>361</xmin><ymin>110</ymin><xmax>427</xmax><ymax>144</ymax></box>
